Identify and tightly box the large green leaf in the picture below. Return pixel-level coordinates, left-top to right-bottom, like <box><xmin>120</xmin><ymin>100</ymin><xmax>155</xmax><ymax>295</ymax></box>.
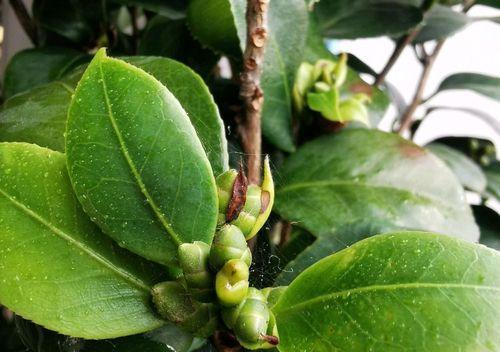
<box><xmin>275</xmin><ymin>129</ymin><xmax>479</xmax><ymax>242</ymax></box>
<box><xmin>484</xmin><ymin>161</ymin><xmax>500</xmax><ymax>201</ymax></box>
<box><xmin>274</xmin><ymin>232</ymin><xmax>500</xmax><ymax>351</ymax></box>
<box><xmin>434</xmin><ymin>72</ymin><xmax>500</xmax><ymax>101</ymax></box>
<box><xmin>427</xmin><ymin>142</ymin><xmax>487</xmax><ymax>193</ymax></box>
<box><xmin>3</xmin><ymin>47</ymin><xmax>88</xmax><ymax>99</ymax></box>
<box><xmin>187</xmin><ymin>0</ymin><xmax>308</xmax><ymax>152</ymax></box>
<box><xmin>477</xmin><ymin>0</ymin><xmax>500</xmax><ymax>8</ymax></box>
<box><xmin>66</xmin><ymin>50</ymin><xmax>218</xmax><ymax>265</ymax></box>
<box><xmin>475</xmin><ymin>205</ymin><xmax>500</xmax><ymax>251</ymax></box>
<box><xmin>314</xmin><ymin>1</ymin><xmax>423</xmax><ymax>39</ymax></box>
<box><xmin>414</xmin><ymin>5</ymin><xmax>470</xmax><ymax>43</ymax></box>
<box><xmin>0</xmin><ymin>56</ymin><xmax>228</xmax><ymax>174</ymax></box>
<box><xmin>0</xmin><ymin>142</ymin><xmax>164</xmax><ymax>339</ymax></box>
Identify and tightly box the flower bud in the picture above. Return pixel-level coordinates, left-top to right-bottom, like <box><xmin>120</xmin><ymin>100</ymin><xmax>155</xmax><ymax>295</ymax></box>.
<box><xmin>216</xmin><ymin>169</ymin><xmax>238</xmax><ymax>223</ymax></box>
<box><xmin>338</xmin><ymin>94</ymin><xmax>370</xmax><ymax>126</ymax></box>
<box><xmin>333</xmin><ymin>52</ymin><xmax>348</xmax><ymax>88</ymax></box>
<box><xmin>151</xmin><ymin>281</ymin><xmax>219</xmax><ymax>337</ymax></box>
<box><xmin>215</xmin><ymin>259</ymin><xmax>249</xmax><ymax>306</ymax></box>
<box><xmin>209</xmin><ymin>224</ymin><xmax>252</xmax><ymax>271</ymax></box>
<box><xmin>293</xmin><ymin>62</ymin><xmax>315</xmax><ymax>113</ymax></box>
<box><xmin>178</xmin><ymin>241</ymin><xmax>213</xmax><ymax>302</ymax></box>
<box><xmin>230</xmin><ymin>184</ymin><xmax>261</xmax><ymax>236</ymax></box>
<box><xmin>313</xmin><ymin>59</ymin><xmax>335</xmax><ymax>86</ymax></box>
<box><xmin>245</xmin><ymin>156</ymin><xmax>275</xmax><ymax>240</ymax></box>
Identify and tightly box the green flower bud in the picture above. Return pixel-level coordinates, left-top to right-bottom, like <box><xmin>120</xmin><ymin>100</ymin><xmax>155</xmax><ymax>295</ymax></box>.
<box><xmin>333</xmin><ymin>52</ymin><xmax>348</xmax><ymax>88</ymax></box>
<box><xmin>313</xmin><ymin>59</ymin><xmax>335</xmax><ymax>85</ymax></box>
<box><xmin>338</xmin><ymin>95</ymin><xmax>370</xmax><ymax>126</ymax></box>
<box><xmin>258</xmin><ymin>311</ymin><xmax>280</xmax><ymax>349</ymax></box>
<box><xmin>216</xmin><ymin>169</ymin><xmax>238</xmax><ymax>219</ymax></box>
<box><xmin>209</xmin><ymin>224</ymin><xmax>252</xmax><ymax>271</ymax></box>
<box><xmin>245</xmin><ymin>156</ymin><xmax>275</xmax><ymax>240</ymax></box>
<box><xmin>221</xmin><ymin>287</ymin><xmax>264</xmax><ymax>329</ymax></box>
<box><xmin>151</xmin><ymin>281</ymin><xmax>219</xmax><ymax>337</ymax></box>
<box><xmin>178</xmin><ymin>241</ymin><xmax>213</xmax><ymax>302</ymax></box>
<box><xmin>215</xmin><ymin>259</ymin><xmax>249</xmax><ymax>306</ymax></box>
<box><xmin>293</xmin><ymin>62</ymin><xmax>315</xmax><ymax>113</ymax></box>
<box><xmin>313</xmin><ymin>81</ymin><xmax>331</xmax><ymax>93</ymax></box>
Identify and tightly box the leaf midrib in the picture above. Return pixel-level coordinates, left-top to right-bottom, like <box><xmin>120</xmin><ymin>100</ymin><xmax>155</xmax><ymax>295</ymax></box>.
<box><xmin>97</xmin><ymin>59</ymin><xmax>182</xmax><ymax>247</ymax></box>
<box><xmin>0</xmin><ymin>187</ymin><xmax>150</xmax><ymax>292</ymax></box>
<box><xmin>275</xmin><ymin>282</ymin><xmax>500</xmax><ymax>315</ymax></box>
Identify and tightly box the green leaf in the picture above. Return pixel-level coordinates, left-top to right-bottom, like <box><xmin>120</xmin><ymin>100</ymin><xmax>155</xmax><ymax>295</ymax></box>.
<box><xmin>275</xmin><ymin>220</ymin><xmax>396</xmax><ymax>285</ymax></box>
<box><xmin>3</xmin><ymin>47</ymin><xmax>88</xmax><ymax>99</ymax></box>
<box><xmin>434</xmin><ymin>72</ymin><xmax>500</xmax><ymax>101</ymax></box>
<box><xmin>274</xmin><ymin>231</ymin><xmax>500</xmax><ymax>351</ymax></box>
<box><xmin>314</xmin><ymin>1</ymin><xmax>423</xmax><ymax>39</ymax></box>
<box><xmin>84</xmin><ymin>323</ymin><xmax>193</xmax><ymax>352</ymax></box>
<box><xmin>138</xmin><ymin>16</ymin><xmax>219</xmax><ymax>77</ymax></box>
<box><xmin>475</xmin><ymin>205</ymin><xmax>500</xmax><ymax>251</ymax></box>
<box><xmin>111</xmin><ymin>0</ymin><xmax>186</xmax><ymax>19</ymax></box>
<box><xmin>187</xmin><ymin>0</ymin><xmax>309</xmax><ymax>152</ymax></box>
<box><xmin>66</xmin><ymin>50</ymin><xmax>218</xmax><ymax>265</ymax></box>
<box><xmin>0</xmin><ymin>56</ymin><xmax>228</xmax><ymax>174</ymax></box>
<box><xmin>0</xmin><ymin>142</ymin><xmax>164</xmax><ymax>339</ymax></box>
<box><xmin>33</xmin><ymin>0</ymin><xmax>105</xmax><ymax>44</ymax></box>
<box><xmin>307</xmin><ymin>89</ymin><xmax>340</xmax><ymax>120</ymax></box>
<box><xmin>414</xmin><ymin>5</ymin><xmax>470</xmax><ymax>43</ymax></box>
<box><xmin>427</xmin><ymin>142</ymin><xmax>487</xmax><ymax>193</ymax></box>
<box><xmin>484</xmin><ymin>161</ymin><xmax>500</xmax><ymax>201</ymax></box>
<box><xmin>275</xmin><ymin>129</ymin><xmax>479</xmax><ymax>244</ymax></box>
<box><xmin>477</xmin><ymin>0</ymin><xmax>500</xmax><ymax>9</ymax></box>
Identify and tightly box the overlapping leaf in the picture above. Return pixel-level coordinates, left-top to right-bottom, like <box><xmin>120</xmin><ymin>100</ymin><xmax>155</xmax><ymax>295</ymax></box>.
<box><xmin>274</xmin><ymin>232</ymin><xmax>500</xmax><ymax>351</ymax></box>
<box><xmin>0</xmin><ymin>142</ymin><xmax>164</xmax><ymax>338</ymax></box>
<box><xmin>66</xmin><ymin>50</ymin><xmax>218</xmax><ymax>265</ymax></box>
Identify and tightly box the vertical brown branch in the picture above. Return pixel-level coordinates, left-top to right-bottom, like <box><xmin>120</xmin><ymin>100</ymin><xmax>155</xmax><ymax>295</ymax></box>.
<box><xmin>9</xmin><ymin>0</ymin><xmax>38</xmax><ymax>45</ymax></box>
<box><xmin>239</xmin><ymin>0</ymin><xmax>269</xmax><ymax>185</ymax></box>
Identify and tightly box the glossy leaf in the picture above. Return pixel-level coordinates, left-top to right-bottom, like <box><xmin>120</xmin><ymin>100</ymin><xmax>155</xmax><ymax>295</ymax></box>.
<box><xmin>478</xmin><ymin>0</ymin><xmax>500</xmax><ymax>8</ymax></box>
<box><xmin>475</xmin><ymin>205</ymin><xmax>500</xmax><ymax>251</ymax></box>
<box><xmin>274</xmin><ymin>232</ymin><xmax>500</xmax><ymax>351</ymax></box>
<box><xmin>314</xmin><ymin>1</ymin><xmax>423</xmax><ymax>39</ymax></box>
<box><xmin>66</xmin><ymin>50</ymin><xmax>218</xmax><ymax>265</ymax></box>
<box><xmin>427</xmin><ymin>142</ymin><xmax>487</xmax><ymax>193</ymax></box>
<box><xmin>275</xmin><ymin>220</ymin><xmax>396</xmax><ymax>285</ymax></box>
<box><xmin>0</xmin><ymin>56</ymin><xmax>228</xmax><ymax>173</ymax></box>
<box><xmin>484</xmin><ymin>161</ymin><xmax>500</xmax><ymax>201</ymax></box>
<box><xmin>275</xmin><ymin>129</ymin><xmax>479</xmax><ymax>244</ymax></box>
<box><xmin>414</xmin><ymin>5</ymin><xmax>470</xmax><ymax>43</ymax></box>
<box><xmin>111</xmin><ymin>0</ymin><xmax>186</xmax><ymax>19</ymax></box>
<box><xmin>434</xmin><ymin>72</ymin><xmax>500</xmax><ymax>101</ymax></box>
<box><xmin>0</xmin><ymin>142</ymin><xmax>164</xmax><ymax>338</ymax></box>
<box><xmin>188</xmin><ymin>0</ymin><xmax>308</xmax><ymax>152</ymax></box>
<box><xmin>3</xmin><ymin>47</ymin><xmax>88</xmax><ymax>99</ymax></box>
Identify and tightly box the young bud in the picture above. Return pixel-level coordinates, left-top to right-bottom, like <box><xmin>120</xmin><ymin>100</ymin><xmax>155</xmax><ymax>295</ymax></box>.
<box><xmin>313</xmin><ymin>59</ymin><xmax>335</xmax><ymax>85</ymax></box>
<box><xmin>333</xmin><ymin>52</ymin><xmax>348</xmax><ymax>88</ymax></box>
<box><xmin>178</xmin><ymin>241</ymin><xmax>214</xmax><ymax>302</ymax></box>
<box><xmin>245</xmin><ymin>156</ymin><xmax>275</xmax><ymax>240</ymax></box>
<box><xmin>293</xmin><ymin>62</ymin><xmax>315</xmax><ymax>113</ymax></box>
<box><xmin>338</xmin><ymin>95</ymin><xmax>370</xmax><ymax>126</ymax></box>
<box><xmin>216</xmin><ymin>169</ymin><xmax>238</xmax><ymax>218</ymax></box>
<box><xmin>258</xmin><ymin>311</ymin><xmax>280</xmax><ymax>349</ymax></box>
<box><xmin>215</xmin><ymin>259</ymin><xmax>249</xmax><ymax>306</ymax></box>
<box><xmin>209</xmin><ymin>224</ymin><xmax>252</xmax><ymax>271</ymax></box>
<box><xmin>151</xmin><ymin>281</ymin><xmax>218</xmax><ymax>337</ymax></box>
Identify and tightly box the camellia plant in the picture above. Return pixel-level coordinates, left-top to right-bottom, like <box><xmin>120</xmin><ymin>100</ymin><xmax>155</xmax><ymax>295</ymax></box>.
<box><xmin>0</xmin><ymin>0</ymin><xmax>499</xmax><ymax>351</ymax></box>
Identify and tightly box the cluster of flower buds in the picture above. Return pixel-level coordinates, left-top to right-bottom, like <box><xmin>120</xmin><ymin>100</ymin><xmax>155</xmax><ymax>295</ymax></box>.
<box><xmin>292</xmin><ymin>53</ymin><xmax>372</xmax><ymax>126</ymax></box>
<box><xmin>152</xmin><ymin>158</ymin><xmax>279</xmax><ymax>349</ymax></box>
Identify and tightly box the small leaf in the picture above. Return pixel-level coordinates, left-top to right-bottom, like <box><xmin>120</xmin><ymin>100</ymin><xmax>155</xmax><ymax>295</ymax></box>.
<box><xmin>112</xmin><ymin>0</ymin><xmax>186</xmax><ymax>19</ymax></box>
<box><xmin>307</xmin><ymin>88</ymin><xmax>340</xmax><ymax>120</ymax></box>
<box><xmin>434</xmin><ymin>72</ymin><xmax>500</xmax><ymax>101</ymax></box>
<box><xmin>0</xmin><ymin>142</ymin><xmax>164</xmax><ymax>339</ymax></box>
<box><xmin>414</xmin><ymin>5</ymin><xmax>470</xmax><ymax>43</ymax></box>
<box><xmin>3</xmin><ymin>47</ymin><xmax>88</xmax><ymax>99</ymax></box>
<box><xmin>274</xmin><ymin>232</ymin><xmax>500</xmax><ymax>351</ymax></box>
<box><xmin>275</xmin><ymin>129</ymin><xmax>479</xmax><ymax>244</ymax></box>
<box><xmin>427</xmin><ymin>142</ymin><xmax>487</xmax><ymax>193</ymax></box>
<box><xmin>314</xmin><ymin>1</ymin><xmax>423</xmax><ymax>39</ymax></box>
<box><xmin>475</xmin><ymin>205</ymin><xmax>500</xmax><ymax>251</ymax></box>
<box><xmin>66</xmin><ymin>49</ymin><xmax>218</xmax><ymax>265</ymax></box>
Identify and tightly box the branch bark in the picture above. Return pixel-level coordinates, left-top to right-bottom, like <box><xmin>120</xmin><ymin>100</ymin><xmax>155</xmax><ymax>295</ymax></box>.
<box><xmin>9</xmin><ymin>0</ymin><xmax>38</xmax><ymax>45</ymax></box>
<box><xmin>396</xmin><ymin>40</ymin><xmax>445</xmax><ymax>134</ymax></box>
<box><xmin>239</xmin><ymin>0</ymin><xmax>269</xmax><ymax>185</ymax></box>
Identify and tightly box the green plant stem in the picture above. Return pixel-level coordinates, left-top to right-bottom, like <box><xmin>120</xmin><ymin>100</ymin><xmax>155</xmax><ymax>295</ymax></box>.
<box><xmin>9</xmin><ymin>0</ymin><xmax>38</xmax><ymax>45</ymax></box>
